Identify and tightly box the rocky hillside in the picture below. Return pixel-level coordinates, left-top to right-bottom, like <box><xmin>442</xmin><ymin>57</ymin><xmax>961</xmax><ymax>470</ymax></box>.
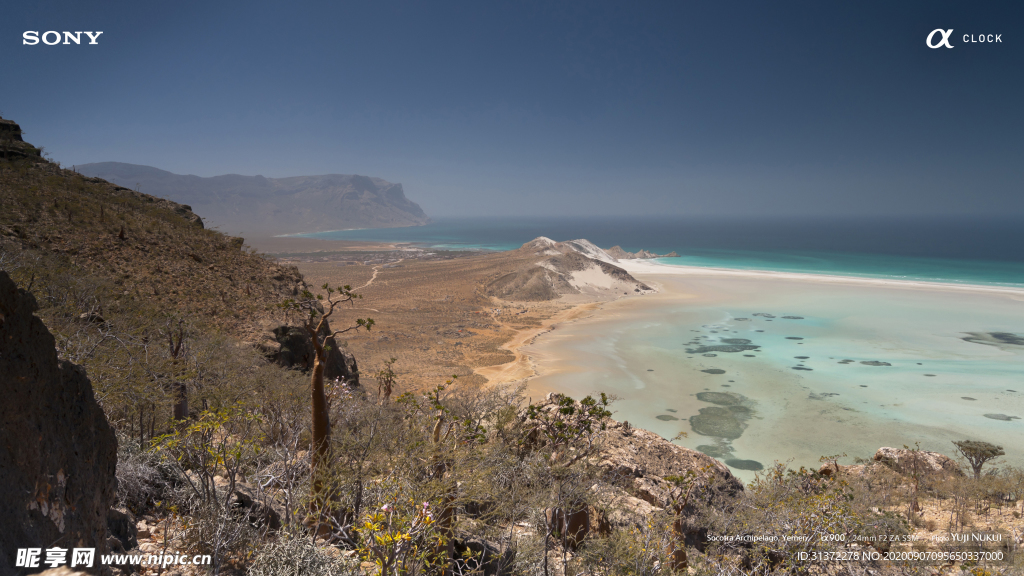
<box><xmin>0</xmin><ymin>162</ymin><xmax>304</xmax><ymax>342</ymax></box>
<box><xmin>75</xmin><ymin>162</ymin><xmax>429</xmax><ymax>236</ymax></box>
<box><xmin>0</xmin><ymin>119</ymin><xmax>360</xmax><ymax>435</ymax></box>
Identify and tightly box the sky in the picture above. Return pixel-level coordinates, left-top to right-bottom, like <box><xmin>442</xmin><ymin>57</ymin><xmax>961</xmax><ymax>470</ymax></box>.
<box><xmin>3</xmin><ymin>1</ymin><xmax>1022</xmax><ymax>218</ymax></box>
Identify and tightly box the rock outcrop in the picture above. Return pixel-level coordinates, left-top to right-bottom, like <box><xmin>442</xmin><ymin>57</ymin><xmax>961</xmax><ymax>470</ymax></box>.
<box><xmin>258</xmin><ymin>322</ymin><xmax>360</xmax><ymax>386</ymax></box>
<box><xmin>872</xmin><ymin>447</ymin><xmax>963</xmax><ymax>478</ymax></box>
<box><xmin>0</xmin><ymin>117</ymin><xmax>43</xmax><ymax>161</ymax></box>
<box><xmin>596</xmin><ymin>420</ymin><xmax>744</xmax><ymax>509</ymax></box>
<box><xmin>0</xmin><ymin>271</ymin><xmax>118</xmax><ymax>576</ymax></box>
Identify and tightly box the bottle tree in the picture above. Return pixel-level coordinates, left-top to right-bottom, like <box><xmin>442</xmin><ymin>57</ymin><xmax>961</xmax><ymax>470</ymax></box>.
<box><xmin>281</xmin><ymin>284</ymin><xmax>373</xmax><ymax>503</ymax></box>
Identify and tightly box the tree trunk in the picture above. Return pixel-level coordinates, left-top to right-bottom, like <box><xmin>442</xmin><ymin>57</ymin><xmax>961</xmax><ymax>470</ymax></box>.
<box><xmin>669</xmin><ymin>515</ymin><xmax>688</xmax><ymax>571</ymax></box>
<box><xmin>310</xmin><ymin>357</ymin><xmax>330</xmax><ymax>494</ymax></box>
<box><xmin>173</xmin><ymin>382</ymin><xmax>188</xmax><ymax>421</ymax></box>
<box><xmin>431</xmin><ymin>414</ymin><xmax>454</xmax><ymax>574</ymax></box>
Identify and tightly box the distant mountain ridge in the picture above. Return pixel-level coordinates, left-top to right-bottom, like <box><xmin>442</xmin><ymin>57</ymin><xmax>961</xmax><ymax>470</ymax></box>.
<box><xmin>75</xmin><ymin>162</ymin><xmax>429</xmax><ymax>236</ymax></box>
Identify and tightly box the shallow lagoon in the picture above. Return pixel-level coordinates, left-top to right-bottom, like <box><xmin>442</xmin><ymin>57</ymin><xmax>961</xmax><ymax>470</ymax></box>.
<box><xmin>524</xmin><ymin>274</ymin><xmax>1024</xmax><ymax>481</ymax></box>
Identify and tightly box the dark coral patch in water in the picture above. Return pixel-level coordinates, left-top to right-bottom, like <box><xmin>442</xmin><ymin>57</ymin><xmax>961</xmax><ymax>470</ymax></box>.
<box><xmin>961</xmin><ymin>397</ymin><xmax>976</xmax><ymax>401</ymax></box>
<box><xmin>860</xmin><ymin>361</ymin><xmax>891</xmax><ymax>366</ymax></box>
<box><xmin>782</xmin><ymin>316</ymin><xmax>804</xmax><ymax>320</ymax></box>
<box><xmin>984</xmin><ymin>414</ymin><xmax>1021</xmax><ymax>421</ymax></box>
<box><xmin>792</xmin><ymin>367</ymin><xmax>813</xmax><ymax>371</ymax></box>
<box><xmin>753</xmin><ymin>313</ymin><xmax>775</xmax><ymax>318</ymax></box>
<box><xmin>786</xmin><ymin>337</ymin><xmax>804</xmax><ymax>340</ymax></box>
<box><xmin>924</xmin><ymin>374</ymin><xmax>936</xmax><ymax>377</ymax></box>
<box><xmin>686</xmin><ymin>339</ymin><xmax>760</xmax><ymax>353</ymax></box>
<box><xmin>696</xmin><ymin>445</ymin><xmax>731</xmax><ymax>457</ymax></box>
<box><xmin>962</xmin><ymin>332</ymin><xmax>1024</xmax><ymax>351</ymax></box>
<box><xmin>666</xmin><ymin>408</ymin><xmax>677</xmax><ymax>413</ymax></box>
<box><xmin>690</xmin><ymin>407</ymin><xmax>744</xmax><ymax>439</ymax></box>
<box><xmin>725</xmin><ymin>459</ymin><xmax>764</xmax><ymax>471</ymax></box>
<box><xmin>795</xmin><ymin>356</ymin><xmax>809</xmax><ymax>359</ymax></box>
<box><xmin>696</xmin><ymin>391</ymin><xmax>744</xmax><ymax>405</ymax></box>
<box><xmin>701</xmin><ymin>369</ymin><xmax>726</xmax><ymax>375</ymax></box>
<box><xmin>656</xmin><ymin>414</ymin><xmax>679</xmax><ymax>421</ymax></box>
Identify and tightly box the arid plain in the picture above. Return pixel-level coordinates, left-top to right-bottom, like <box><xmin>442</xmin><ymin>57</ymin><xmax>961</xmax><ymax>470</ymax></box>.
<box><xmin>250</xmin><ymin>235</ymin><xmax>609</xmax><ymax>393</ymax></box>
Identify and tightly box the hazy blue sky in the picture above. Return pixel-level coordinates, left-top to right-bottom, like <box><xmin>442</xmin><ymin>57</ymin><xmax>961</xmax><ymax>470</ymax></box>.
<box><xmin>3</xmin><ymin>1</ymin><xmax>1022</xmax><ymax>218</ymax></box>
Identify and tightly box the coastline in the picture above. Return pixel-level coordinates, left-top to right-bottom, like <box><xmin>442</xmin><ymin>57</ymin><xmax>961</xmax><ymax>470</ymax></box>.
<box><xmin>486</xmin><ymin>259</ymin><xmax>1024</xmax><ymax>395</ymax></box>
<box><xmin>474</xmin><ymin>301</ymin><xmax>603</xmax><ymax>385</ymax></box>
<box><xmin>507</xmin><ymin>259</ymin><xmax>1024</xmax><ymax>477</ymax></box>
<box><xmin>616</xmin><ymin>259</ymin><xmax>1024</xmax><ymax>298</ymax></box>
<box><xmin>290</xmin><ymin>242</ymin><xmax>1023</xmax><ymax>476</ymax></box>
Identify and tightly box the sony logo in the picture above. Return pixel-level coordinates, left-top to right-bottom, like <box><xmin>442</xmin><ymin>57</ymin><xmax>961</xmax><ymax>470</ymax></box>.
<box><xmin>23</xmin><ymin>31</ymin><xmax>103</xmax><ymax>45</ymax></box>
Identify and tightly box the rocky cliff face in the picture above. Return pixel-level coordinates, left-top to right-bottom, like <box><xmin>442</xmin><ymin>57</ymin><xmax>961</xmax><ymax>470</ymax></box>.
<box><xmin>0</xmin><ymin>271</ymin><xmax>118</xmax><ymax>576</ymax></box>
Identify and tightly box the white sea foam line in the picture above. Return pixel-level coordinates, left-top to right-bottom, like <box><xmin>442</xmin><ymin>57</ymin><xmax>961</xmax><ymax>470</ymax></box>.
<box><xmin>615</xmin><ymin>259</ymin><xmax>1024</xmax><ymax>297</ymax></box>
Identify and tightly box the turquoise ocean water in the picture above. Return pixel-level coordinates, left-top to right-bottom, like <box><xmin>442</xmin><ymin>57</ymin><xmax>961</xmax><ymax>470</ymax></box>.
<box><xmin>299</xmin><ymin>217</ymin><xmax>1024</xmax><ymax>288</ymax></box>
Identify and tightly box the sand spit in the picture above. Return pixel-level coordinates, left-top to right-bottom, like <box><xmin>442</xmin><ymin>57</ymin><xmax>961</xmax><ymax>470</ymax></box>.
<box><xmin>616</xmin><ymin>259</ymin><xmax>1024</xmax><ymax>298</ymax></box>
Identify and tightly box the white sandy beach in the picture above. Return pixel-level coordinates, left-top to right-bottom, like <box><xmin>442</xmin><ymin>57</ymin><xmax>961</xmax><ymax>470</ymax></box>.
<box><xmin>616</xmin><ymin>259</ymin><xmax>1024</xmax><ymax>298</ymax></box>
<box><xmin>520</xmin><ymin>260</ymin><xmax>1024</xmax><ymax>480</ymax></box>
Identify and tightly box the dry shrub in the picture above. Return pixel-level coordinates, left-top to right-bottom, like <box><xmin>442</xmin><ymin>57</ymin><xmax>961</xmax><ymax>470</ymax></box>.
<box><xmin>249</xmin><ymin>537</ymin><xmax>360</xmax><ymax>576</ymax></box>
<box><xmin>114</xmin><ymin>438</ymin><xmax>167</xmax><ymax>515</ymax></box>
